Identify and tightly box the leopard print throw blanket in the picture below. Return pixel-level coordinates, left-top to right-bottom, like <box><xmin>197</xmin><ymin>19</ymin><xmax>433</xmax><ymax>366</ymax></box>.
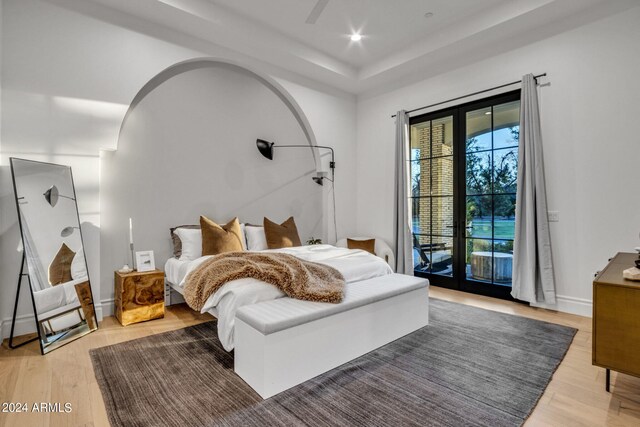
<box><xmin>183</xmin><ymin>252</ymin><xmax>345</xmax><ymax>311</ymax></box>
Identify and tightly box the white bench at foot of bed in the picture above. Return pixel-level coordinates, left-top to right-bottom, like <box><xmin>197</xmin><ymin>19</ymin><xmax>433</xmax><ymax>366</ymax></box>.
<box><xmin>234</xmin><ymin>273</ymin><xmax>429</xmax><ymax>399</ymax></box>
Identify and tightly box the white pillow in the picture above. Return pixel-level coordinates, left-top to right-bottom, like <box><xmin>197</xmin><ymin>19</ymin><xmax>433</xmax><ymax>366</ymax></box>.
<box><xmin>70</xmin><ymin>248</ymin><xmax>88</xmax><ymax>280</ymax></box>
<box><xmin>175</xmin><ymin>228</ymin><xmax>202</xmax><ymax>261</ymax></box>
<box><xmin>239</xmin><ymin>223</ymin><xmax>247</xmax><ymax>251</ymax></box>
<box><xmin>244</xmin><ymin>225</ymin><xmax>268</xmax><ymax>251</ymax></box>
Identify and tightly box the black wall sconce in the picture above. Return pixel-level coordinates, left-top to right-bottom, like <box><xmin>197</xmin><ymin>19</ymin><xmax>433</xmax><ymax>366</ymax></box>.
<box><xmin>256</xmin><ymin>139</ymin><xmax>335</xmax><ymax>185</ymax></box>
<box><xmin>43</xmin><ymin>185</ymin><xmax>76</xmax><ymax>207</ymax></box>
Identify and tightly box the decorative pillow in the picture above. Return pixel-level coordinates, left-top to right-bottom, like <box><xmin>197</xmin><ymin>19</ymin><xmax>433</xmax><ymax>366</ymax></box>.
<box><xmin>239</xmin><ymin>223</ymin><xmax>247</xmax><ymax>251</ymax></box>
<box><xmin>70</xmin><ymin>248</ymin><xmax>88</xmax><ymax>280</ymax></box>
<box><xmin>347</xmin><ymin>238</ymin><xmax>376</xmax><ymax>255</ymax></box>
<box><xmin>175</xmin><ymin>228</ymin><xmax>203</xmax><ymax>261</ymax></box>
<box><xmin>170</xmin><ymin>225</ymin><xmax>200</xmax><ymax>258</ymax></box>
<box><xmin>244</xmin><ymin>225</ymin><xmax>268</xmax><ymax>251</ymax></box>
<box><xmin>49</xmin><ymin>243</ymin><xmax>76</xmax><ymax>285</ymax></box>
<box><xmin>264</xmin><ymin>216</ymin><xmax>302</xmax><ymax>249</ymax></box>
<box><xmin>200</xmin><ymin>216</ymin><xmax>244</xmax><ymax>256</ymax></box>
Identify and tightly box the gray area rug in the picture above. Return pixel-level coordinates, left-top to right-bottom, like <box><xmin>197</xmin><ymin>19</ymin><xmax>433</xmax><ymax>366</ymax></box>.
<box><xmin>91</xmin><ymin>299</ymin><xmax>576</xmax><ymax>427</ymax></box>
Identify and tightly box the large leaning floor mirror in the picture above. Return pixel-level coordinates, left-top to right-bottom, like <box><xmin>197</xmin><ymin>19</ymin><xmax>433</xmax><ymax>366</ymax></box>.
<box><xmin>10</xmin><ymin>158</ymin><xmax>98</xmax><ymax>354</ymax></box>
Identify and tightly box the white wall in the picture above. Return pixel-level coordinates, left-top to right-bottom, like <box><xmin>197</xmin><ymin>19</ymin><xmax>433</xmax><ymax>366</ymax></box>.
<box><xmin>100</xmin><ymin>64</ymin><xmax>325</xmax><ymax>309</ymax></box>
<box><xmin>0</xmin><ymin>0</ymin><xmax>357</xmax><ymax>337</ymax></box>
<box><xmin>356</xmin><ymin>6</ymin><xmax>640</xmax><ymax>316</ymax></box>
<box><xmin>276</xmin><ymin>79</ymin><xmax>358</xmax><ymax>243</ymax></box>
<box><xmin>3</xmin><ymin>0</ymin><xmax>632</xmax><ymax>337</ymax></box>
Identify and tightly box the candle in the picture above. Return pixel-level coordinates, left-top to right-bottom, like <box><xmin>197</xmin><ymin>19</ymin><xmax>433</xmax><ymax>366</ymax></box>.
<box><xmin>129</xmin><ymin>218</ymin><xmax>133</xmax><ymax>245</ymax></box>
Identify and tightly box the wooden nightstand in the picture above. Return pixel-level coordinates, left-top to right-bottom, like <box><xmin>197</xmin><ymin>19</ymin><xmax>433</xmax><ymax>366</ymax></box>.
<box><xmin>115</xmin><ymin>269</ymin><xmax>165</xmax><ymax>326</ymax></box>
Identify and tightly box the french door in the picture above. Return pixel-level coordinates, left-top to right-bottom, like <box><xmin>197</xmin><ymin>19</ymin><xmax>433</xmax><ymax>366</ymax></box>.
<box><xmin>409</xmin><ymin>91</ymin><xmax>520</xmax><ymax>300</ymax></box>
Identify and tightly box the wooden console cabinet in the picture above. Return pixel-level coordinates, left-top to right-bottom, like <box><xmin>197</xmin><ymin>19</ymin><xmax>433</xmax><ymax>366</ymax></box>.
<box><xmin>593</xmin><ymin>252</ymin><xmax>640</xmax><ymax>391</ymax></box>
<box><xmin>115</xmin><ymin>270</ymin><xmax>165</xmax><ymax>326</ymax></box>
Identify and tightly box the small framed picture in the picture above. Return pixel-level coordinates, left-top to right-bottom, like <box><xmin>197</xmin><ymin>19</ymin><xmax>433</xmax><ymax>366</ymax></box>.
<box><xmin>135</xmin><ymin>250</ymin><xmax>156</xmax><ymax>272</ymax></box>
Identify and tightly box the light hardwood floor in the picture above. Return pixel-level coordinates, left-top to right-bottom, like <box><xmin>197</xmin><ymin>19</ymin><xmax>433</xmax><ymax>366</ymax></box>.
<box><xmin>1</xmin><ymin>287</ymin><xmax>639</xmax><ymax>427</ymax></box>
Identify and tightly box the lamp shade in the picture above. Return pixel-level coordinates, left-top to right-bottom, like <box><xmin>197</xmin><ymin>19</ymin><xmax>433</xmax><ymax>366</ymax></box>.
<box><xmin>60</xmin><ymin>226</ymin><xmax>78</xmax><ymax>237</ymax></box>
<box><xmin>43</xmin><ymin>185</ymin><xmax>59</xmax><ymax>207</ymax></box>
<box><xmin>256</xmin><ymin>139</ymin><xmax>275</xmax><ymax>160</ymax></box>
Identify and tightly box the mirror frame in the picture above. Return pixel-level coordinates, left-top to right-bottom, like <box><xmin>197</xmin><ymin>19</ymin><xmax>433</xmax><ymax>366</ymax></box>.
<box><xmin>10</xmin><ymin>157</ymin><xmax>98</xmax><ymax>354</ymax></box>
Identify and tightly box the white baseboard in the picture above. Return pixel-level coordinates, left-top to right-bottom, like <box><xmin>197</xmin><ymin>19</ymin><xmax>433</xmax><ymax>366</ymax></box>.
<box><xmin>100</xmin><ymin>298</ymin><xmax>115</xmax><ymax>318</ymax></box>
<box><xmin>2</xmin><ymin>292</ymin><xmax>593</xmax><ymax>339</ymax></box>
<box><xmin>1</xmin><ymin>313</ymin><xmax>38</xmax><ymax>339</ymax></box>
<box><xmin>2</xmin><ymin>300</ymin><xmax>113</xmax><ymax>339</ymax></box>
<box><xmin>531</xmin><ymin>294</ymin><xmax>592</xmax><ymax>317</ymax></box>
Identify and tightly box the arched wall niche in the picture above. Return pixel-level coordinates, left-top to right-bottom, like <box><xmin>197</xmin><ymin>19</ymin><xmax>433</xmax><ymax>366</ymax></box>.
<box><xmin>100</xmin><ymin>58</ymin><xmax>325</xmax><ymax>303</ymax></box>
<box><xmin>118</xmin><ymin>58</ymin><xmax>321</xmax><ymax>165</ymax></box>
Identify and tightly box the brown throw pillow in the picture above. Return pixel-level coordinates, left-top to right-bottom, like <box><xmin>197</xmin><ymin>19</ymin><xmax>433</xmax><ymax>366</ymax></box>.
<box><xmin>347</xmin><ymin>238</ymin><xmax>376</xmax><ymax>255</ymax></box>
<box><xmin>49</xmin><ymin>243</ymin><xmax>76</xmax><ymax>285</ymax></box>
<box><xmin>200</xmin><ymin>216</ymin><xmax>244</xmax><ymax>256</ymax></box>
<box><xmin>170</xmin><ymin>225</ymin><xmax>200</xmax><ymax>258</ymax></box>
<box><xmin>264</xmin><ymin>216</ymin><xmax>302</xmax><ymax>249</ymax></box>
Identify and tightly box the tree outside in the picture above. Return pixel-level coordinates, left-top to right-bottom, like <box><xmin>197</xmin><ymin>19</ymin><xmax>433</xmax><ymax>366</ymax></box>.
<box><xmin>466</xmin><ymin>127</ymin><xmax>518</xmax><ymax>260</ymax></box>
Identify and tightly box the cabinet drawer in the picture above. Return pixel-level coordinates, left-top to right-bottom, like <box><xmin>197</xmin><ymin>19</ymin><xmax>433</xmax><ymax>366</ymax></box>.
<box><xmin>593</xmin><ymin>283</ymin><xmax>640</xmax><ymax>376</ymax></box>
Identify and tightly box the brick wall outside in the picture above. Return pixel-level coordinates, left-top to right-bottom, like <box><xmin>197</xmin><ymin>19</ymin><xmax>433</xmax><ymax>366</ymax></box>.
<box><xmin>414</xmin><ymin>123</ymin><xmax>453</xmax><ymax>242</ymax></box>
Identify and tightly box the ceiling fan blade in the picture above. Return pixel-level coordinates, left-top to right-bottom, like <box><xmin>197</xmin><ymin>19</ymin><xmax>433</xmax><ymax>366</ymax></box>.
<box><xmin>305</xmin><ymin>0</ymin><xmax>329</xmax><ymax>24</ymax></box>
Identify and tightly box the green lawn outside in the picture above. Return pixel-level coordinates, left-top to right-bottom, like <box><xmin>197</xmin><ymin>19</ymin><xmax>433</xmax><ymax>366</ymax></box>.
<box><xmin>470</xmin><ymin>218</ymin><xmax>515</xmax><ymax>240</ymax></box>
<box><xmin>411</xmin><ymin>218</ymin><xmax>515</xmax><ymax>240</ymax></box>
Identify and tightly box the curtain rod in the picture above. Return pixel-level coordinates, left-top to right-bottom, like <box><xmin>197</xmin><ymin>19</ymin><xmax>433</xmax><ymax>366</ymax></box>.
<box><xmin>391</xmin><ymin>73</ymin><xmax>547</xmax><ymax>118</ymax></box>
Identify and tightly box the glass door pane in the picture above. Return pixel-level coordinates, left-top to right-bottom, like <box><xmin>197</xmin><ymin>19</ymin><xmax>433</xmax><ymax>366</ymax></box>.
<box><xmin>410</xmin><ymin>115</ymin><xmax>454</xmax><ymax>278</ymax></box>
<box><xmin>464</xmin><ymin>100</ymin><xmax>519</xmax><ymax>288</ymax></box>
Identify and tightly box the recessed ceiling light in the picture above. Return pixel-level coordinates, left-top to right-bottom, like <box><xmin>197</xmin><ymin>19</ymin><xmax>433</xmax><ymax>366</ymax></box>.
<box><xmin>350</xmin><ymin>33</ymin><xmax>362</xmax><ymax>42</ymax></box>
<box><xmin>424</xmin><ymin>12</ymin><xmax>434</xmax><ymax>19</ymax></box>
<box><xmin>485</xmin><ymin>111</ymin><xmax>492</xmax><ymax>115</ymax></box>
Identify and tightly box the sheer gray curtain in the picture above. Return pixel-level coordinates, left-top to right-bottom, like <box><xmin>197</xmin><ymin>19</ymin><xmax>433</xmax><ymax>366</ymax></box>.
<box><xmin>512</xmin><ymin>74</ymin><xmax>556</xmax><ymax>304</ymax></box>
<box><xmin>393</xmin><ymin>110</ymin><xmax>413</xmax><ymax>275</ymax></box>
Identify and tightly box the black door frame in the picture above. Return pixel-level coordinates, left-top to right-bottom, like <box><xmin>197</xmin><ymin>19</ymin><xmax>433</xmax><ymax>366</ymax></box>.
<box><xmin>410</xmin><ymin>90</ymin><xmax>521</xmax><ymax>301</ymax></box>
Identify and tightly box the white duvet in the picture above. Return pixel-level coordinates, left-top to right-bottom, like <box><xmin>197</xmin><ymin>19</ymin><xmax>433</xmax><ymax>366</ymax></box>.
<box><xmin>175</xmin><ymin>245</ymin><xmax>393</xmax><ymax>350</ymax></box>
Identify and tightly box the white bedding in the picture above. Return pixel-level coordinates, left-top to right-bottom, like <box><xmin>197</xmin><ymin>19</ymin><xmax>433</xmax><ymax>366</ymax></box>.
<box><xmin>33</xmin><ymin>277</ymin><xmax>89</xmax><ymax>333</ymax></box>
<box><xmin>33</xmin><ymin>277</ymin><xmax>87</xmax><ymax>315</ymax></box>
<box><xmin>165</xmin><ymin>244</ymin><xmax>393</xmax><ymax>350</ymax></box>
<box><xmin>165</xmin><ymin>257</ymin><xmax>192</xmax><ymax>287</ymax></box>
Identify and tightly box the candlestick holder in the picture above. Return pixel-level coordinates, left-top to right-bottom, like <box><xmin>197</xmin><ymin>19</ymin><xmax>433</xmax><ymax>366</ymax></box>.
<box><xmin>130</xmin><ymin>242</ymin><xmax>135</xmax><ymax>270</ymax></box>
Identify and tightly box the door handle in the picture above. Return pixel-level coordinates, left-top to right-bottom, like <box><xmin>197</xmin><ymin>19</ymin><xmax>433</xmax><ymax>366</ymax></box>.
<box><xmin>445</xmin><ymin>223</ymin><xmax>458</xmax><ymax>237</ymax></box>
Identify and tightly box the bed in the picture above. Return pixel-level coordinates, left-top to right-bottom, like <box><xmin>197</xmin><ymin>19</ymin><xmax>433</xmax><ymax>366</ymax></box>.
<box><xmin>165</xmin><ymin>237</ymin><xmax>429</xmax><ymax>398</ymax></box>
<box><xmin>165</xmin><ymin>244</ymin><xmax>394</xmax><ymax>351</ymax></box>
